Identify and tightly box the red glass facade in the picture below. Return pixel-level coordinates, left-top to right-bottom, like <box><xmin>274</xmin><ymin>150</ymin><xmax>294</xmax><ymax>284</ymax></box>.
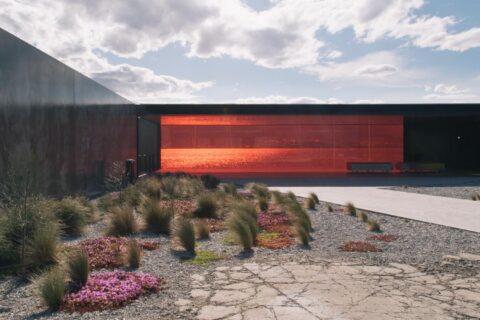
<box><xmin>160</xmin><ymin>115</ymin><xmax>404</xmax><ymax>176</ymax></box>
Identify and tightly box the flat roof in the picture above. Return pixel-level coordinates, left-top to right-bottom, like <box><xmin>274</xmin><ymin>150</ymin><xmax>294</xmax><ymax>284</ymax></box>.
<box><xmin>138</xmin><ymin>104</ymin><xmax>480</xmax><ymax>116</ymax></box>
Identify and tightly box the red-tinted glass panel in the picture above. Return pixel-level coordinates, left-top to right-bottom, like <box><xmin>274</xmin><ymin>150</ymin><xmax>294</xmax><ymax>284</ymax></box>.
<box><xmin>160</xmin><ymin>115</ymin><xmax>404</xmax><ymax>176</ymax></box>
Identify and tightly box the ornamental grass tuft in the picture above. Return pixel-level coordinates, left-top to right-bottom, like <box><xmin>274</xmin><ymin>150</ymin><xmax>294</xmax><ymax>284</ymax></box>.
<box><xmin>136</xmin><ymin>177</ymin><xmax>162</xmax><ymax>199</ymax></box>
<box><xmin>141</xmin><ymin>199</ymin><xmax>173</xmax><ymax>235</ymax></box>
<box><xmin>222</xmin><ymin>183</ymin><xmax>237</xmax><ymax>196</ymax></box>
<box><xmin>226</xmin><ymin>213</ymin><xmax>253</xmax><ymax>252</ymax></box>
<box><xmin>68</xmin><ymin>250</ymin><xmax>89</xmax><ymax>287</ymax></box>
<box><xmin>29</xmin><ymin>222</ymin><xmax>60</xmax><ymax>268</ymax></box>
<box><xmin>194</xmin><ymin>219</ymin><xmax>210</xmax><ymax>240</ymax></box>
<box><xmin>54</xmin><ymin>197</ymin><xmax>88</xmax><ymax>236</ymax></box>
<box><xmin>127</xmin><ymin>240</ymin><xmax>141</xmax><ymax>269</ymax></box>
<box><xmin>271</xmin><ymin>191</ymin><xmax>285</xmax><ymax>205</ymax></box>
<box><xmin>286</xmin><ymin>191</ymin><xmax>297</xmax><ymax>201</ymax></box>
<box><xmin>367</xmin><ymin>219</ymin><xmax>381</xmax><ymax>232</ymax></box>
<box><xmin>106</xmin><ymin>207</ymin><xmax>138</xmax><ymax>236</ymax></box>
<box><xmin>327</xmin><ymin>204</ymin><xmax>334</xmax><ymax>212</ymax></box>
<box><xmin>357</xmin><ymin>211</ymin><xmax>369</xmax><ymax>222</ymax></box>
<box><xmin>257</xmin><ymin>196</ymin><xmax>269</xmax><ymax>211</ymax></box>
<box><xmin>309</xmin><ymin>193</ymin><xmax>320</xmax><ymax>204</ymax></box>
<box><xmin>38</xmin><ymin>268</ymin><xmax>67</xmax><ymax>311</ymax></box>
<box><xmin>173</xmin><ymin>219</ymin><xmax>196</xmax><ymax>253</ymax></box>
<box><xmin>305</xmin><ymin>197</ymin><xmax>316</xmax><ymax>210</ymax></box>
<box><xmin>345</xmin><ymin>202</ymin><xmax>357</xmax><ymax>216</ymax></box>
<box><xmin>192</xmin><ymin>193</ymin><xmax>218</xmax><ymax>219</ymax></box>
<box><xmin>293</xmin><ymin>223</ymin><xmax>310</xmax><ymax>247</ymax></box>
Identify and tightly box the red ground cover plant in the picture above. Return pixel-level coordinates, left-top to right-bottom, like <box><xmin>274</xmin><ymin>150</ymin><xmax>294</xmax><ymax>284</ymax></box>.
<box><xmin>257</xmin><ymin>232</ymin><xmax>293</xmax><ymax>249</ymax></box>
<box><xmin>62</xmin><ymin>271</ymin><xmax>166</xmax><ymax>313</ymax></box>
<box><xmin>160</xmin><ymin>199</ymin><xmax>195</xmax><ymax>216</ymax></box>
<box><xmin>205</xmin><ymin>218</ymin><xmax>225</xmax><ymax>232</ymax></box>
<box><xmin>258</xmin><ymin>211</ymin><xmax>290</xmax><ymax>232</ymax></box>
<box><xmin>367</xmin><ymin>234</ymin><xmax>399</xmax><ymax>242</ymax></box>
<box><xmin>339</xmin><ymin>241</ymin><xmax>382</xmax><ymax>252</ymax></box>
<box><xmin>70</xmin><ymin>237</ymin><xmax>159</xmax><ymax>269</ymax></box>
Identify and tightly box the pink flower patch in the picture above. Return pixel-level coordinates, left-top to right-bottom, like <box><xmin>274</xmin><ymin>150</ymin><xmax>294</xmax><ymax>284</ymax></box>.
<box><xmin>62</xmin><ymin>271</ymin><xmax>166</xmax><ymax>313</ymax></box>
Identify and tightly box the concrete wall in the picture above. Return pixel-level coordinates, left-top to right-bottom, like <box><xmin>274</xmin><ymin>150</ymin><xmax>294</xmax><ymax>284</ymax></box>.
<box><xmin>0</xmin><ymin>28</ymin><xmax>137</xmax><ymax>195</ymax></box>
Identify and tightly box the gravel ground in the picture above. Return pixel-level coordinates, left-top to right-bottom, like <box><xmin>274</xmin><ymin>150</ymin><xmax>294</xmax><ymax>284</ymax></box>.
<box><xmin>1</xmin><ymin>196</ymin><xmax>480</xmax><ymax>320</ymax></box>
<box><xmin>388</xmin><ymin>183</ymin><xmax>480</xmax><ymax>200</ymax></box>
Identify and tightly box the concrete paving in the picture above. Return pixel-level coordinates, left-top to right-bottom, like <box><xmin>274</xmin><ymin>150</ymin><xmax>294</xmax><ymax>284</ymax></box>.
<box><xmin>181</xmin><ymin>255</ymin><xmax>480</xmax><ymax>320</ymax></box>
<box><xmin>269</xmin><ymin>186</ymin><xmax>480</xmax><ymax>233</ymax></box>
<box><xmin>256</xmin><ymin>176</ymin><xmax>480</xmax><ymax>233</ymax></box>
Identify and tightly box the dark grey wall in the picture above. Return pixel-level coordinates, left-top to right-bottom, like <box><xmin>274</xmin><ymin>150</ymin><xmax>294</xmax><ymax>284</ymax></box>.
<box><xmin>0</xmin><ymin>28</ymin><xmax>137</xmax><ymax>195</ymax></box>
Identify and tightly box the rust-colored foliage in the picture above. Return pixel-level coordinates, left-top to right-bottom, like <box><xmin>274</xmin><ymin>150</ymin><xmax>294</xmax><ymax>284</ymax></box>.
<box><xmin>339</xmin><ymin>241</ymin><xmax>382</xmax><ymax>252</ymax></box>
<box><xmin>205</xmin><ymin>218</ymin><xmax>225</xmax><ymax>233</ymax></box>
<box><xmin>257</xmin><ymin>233</ymin><xmax>293</xmax><ymax>249</ymax></box>
<box><xmin>159</xmin><ymin>199</ymin><xmax>195</xmax><ymax>216</ymax></box>
<box><xmin>367</xmin><ymin>234</ymin><xmax>398</xmax><ymax>242</ymax></box>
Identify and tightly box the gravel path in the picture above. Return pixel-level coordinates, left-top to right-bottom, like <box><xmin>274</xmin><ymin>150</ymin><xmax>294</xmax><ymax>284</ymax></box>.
<box><xmin>388</xmin><ymin>183</ymin><xmax>480</xmax><ymax>200</ymax></box>
<box><xmin>1</xmin><ymin>196</ymin><xmax>480</xmax><ymax>319</ymax></box>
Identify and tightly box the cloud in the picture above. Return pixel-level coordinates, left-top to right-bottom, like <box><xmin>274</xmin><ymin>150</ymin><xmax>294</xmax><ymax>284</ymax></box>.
<box><xmin>356</xmin><ymin>64</ymin><xmax>398</xmax><ymax>77</ymax></box>
<box><xmin>423</xmin><ymin>83</ymin><xmax>476</xmax><ymax>101</ymax></box>
<box><xmin>326</xmin><ymin>50</ymin><xmax>343</xmax><ymax>59</ymax></box>
<box><xmin>234</xmin><ymin>96</ymin><xmax>344</xmax><ymax>104</ymax></box>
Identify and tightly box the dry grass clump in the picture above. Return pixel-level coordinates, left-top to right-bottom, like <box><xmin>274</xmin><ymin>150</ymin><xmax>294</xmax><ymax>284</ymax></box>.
<box><xmin>194</xmin><ymin>219</ymin><xmax>211</xmax><ymax>240</ymax></box>
<box><xmin>119</xmin><ymin>184</ymin><xmax>142</xmax><ymax>208</ymax></box>
<box><xmin>367</xmin><ymin>219</ymin><xmax>381</xmax><ymax>232</ymax></box>
<box><xmin>345</xmin><ymin>202</ymin><xmax>357</xmax><ymax>216</ymax></box>
<box><xmin>305</xmin><ymin>197</ymin><xmax>316</xmax><ymax>210</ymax></box>
<box><xmin>136</xmin><ymin>177</ymin><xmax>162</xmax><ymax>199</ymax></box>
<box><xmin>172</xmin><ymin>219</ymin><xmax>196</xmax><ymax>254</ymax></box>
<box><xmin>127</xmin><ymin>240</ymin><xmax>142</xmax><ymax>269</ymax></box>
<box><xmin>357</xmin><ymin>211</ymin><xmax>369</xmax><ymax>222</ymax></box>
<box><xmin>222</xmin><ymin>183</ymin><xmax>238</xmax><ymax>196</ymax></box>
<box><xmin>68</xmin><ymin>250</ymin><xmax>89</xmax><ymax>286</ymax></box>
<box><xmin>309</xmin><ymin>193</ymin><xmax>320</xmax><ymax>204</ymax></box>
<box><xmin>54</xmin><ymin>197</ymin><xmax>88</xmax><ymax>236</ymax></box>
<box><xmin>471</xmin><ymin>193</ymin><xmax>480</xmax><ymax>201</ymax></box>
<box><xmin>326</xmin><ymin>204</ymin><xmax>334</xmax><ymax>212</ymax></box>
<box><xmin>29</xmin><ymin>223</ymin><xmax>60</xmax><ymax>268</ymax></box>
<box><xmin>38</xmin><ymin>268</ymin><xmax>67</xmax><ymax>311</ymax></box>
<box><xmin>106</xmin><ymin>207</ymin><xmax>138</xmax><ymax>236</ymax></box>
<box><xmin>97</xmin><ymin>194</ymin><xmax>116</xmax><ymax>212</ymax></box>
<box><xmin>339</xmin><ymin>241</ymin><xmax>382</xmax><ymax>252</ymax></box>
<box><xmin>257</xmin><ymin>196</ymin><xmax>269</xmax><ymax>211</ymax></box>
<box><xmin>271</xmin><ymin>191</ymin><xmax>285</xmax><ymax>205</ymax></box>
<box><xmin>226</xmin><ymin>214</ymin><xmax>254</xmax><ymax>252</ymax></box>
<box><xmin>141</xmin><ymin>199</ymin><xmax>173</xmax><ymax>235</ymax></box>
<box><xmin>192</xmin><ymin>193</ymin><xmax>218</xmax><ymax>218</ymax></box>
<box><xmin>285</xmin><ymin>199</ymin><xmax>312</xmax><ymax>247</ymax></box>
<box><xmin>286</xmin><ymin>191</ymin><xmax>297</xmax><ymax>201</ymax></box>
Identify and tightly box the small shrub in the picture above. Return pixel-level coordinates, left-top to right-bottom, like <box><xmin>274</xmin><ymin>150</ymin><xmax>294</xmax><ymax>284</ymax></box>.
<box><xmin>286</xmin><ymin>201</ymin><xmax>313</xmax><ymax>232</ymax></box>
<box><xmin>192</xmin><ymin>194</ymin><xmax>218</xmax><ymax>218</ymax></box>
<box><xmin>231</xmin><ymin>201</ymin><xmax>257</xmax><ymax>221</ymax></box>
<box><xmin>194</xmin><ymin>220</ymin><xmax>210</xmax><ymax>240</ymax></box>
<box><xmin>77</xmin><ymin>196</ymin><xmax>99</xmax><ymax>223</ymax></box>
<box><xmin>38</xmin><ymin>268</ymin><xmax>67</xmax><ymax>311</ymax></box>
<box><xmin>309</xmin><ymin>193</ymin><xmax>320</xmax><ymax>204</ymax></box>
<box><xmin>248</xmin><ymin>183</ymin><xmax>270</xmax><ymax>200</ymax></box>
<box><xmin>141</xmin><ymin>199</ymin><xmax>173</xmax><ymax>235</ymax></box>
<box><xmin>136</xmin><ymin>177</ymin><xmax>162</xmax><ymax>199</ymax></box>
<box><xmin>127</xmin><ymin>240</ymin><xmax>141</xmax><ymax>269</ymax></box>
<box><xmin>68</xmin><ymin>250</ymin><xmax>89</xmax><ymax>286</ymax></box>
<box><xmin>231</xmin><ymin>203</ymin><xmax>259</xmax><ymax>243</ymax></box>
<box><xmin>345</xmin><ymin>202</ymin><xmax>356</xmax><ymax>216</ymax></box>
<box><xmin>305</xmin><ymin>197</ymin><xmax>316</xmax><ymax>210</ymax></box>
<box><xmin>106</xmin><ymin>207</ymin><xmax>138</xmax><ymax>236</ymax></box>
<box><xmin>120</xmin><ymin>185</ymin><xmax>142</xmax><ymax>207</ymax></box>
<box><xmin>222</xmin><ymin>183</ymin><xmax>237</xmax><ymax>196</ymax></box>
<box><xmin>188</xmin><ymin>250</ymin><xmax>224</xmax><ymax>266</ymax></box>
<box><xmin>54</xmin><ymin>198</ymin><xmax>88</xmax><ymax>236</ymax></box>
<box><xmin>97</xmin><ymin>194</ymin><xmax>116</xmax><ymax>212</ymax></box>
<box><xmin>29</xmin><ymin>222</ymin><xmax>60</xmax><ymax>268</ymax></box>
<box><xmin>173</xmin><ymin>219</ymin><xmax>196</xmax><ymax>253</ymax></box>
<box><xmin>326</xmin><ymin>204</ymin><xmax>333</xmax><ymax>212</ymax></box>
<box><xmin>200</xmin><ymin>174</ymin><xmax>220</xmax><ymax>190</ymax></box>
<box><xmin>367</xmin><ymin>219</ymin><xmax>381</xmax><ymax>232</ymax></box>
<box><xmin>161</xmin><ymin>176</ymin><xmax>179</xmax><ymax>199</ymax></box>
<box><xmin>293</xmin><ymin>223</ymin><xmax>310</xmax><ymax>247</ymax></box>
<box><xmin>257</xmin><ymin>196</ymin><xmax>269</xmax><ymax>211</ymax></box>
<box><xmin>286</xmin><ymin>191</ymin><xmax>297</xmax><ymax>201</ymax></box>
<box><xmin>227</xmin><ymin>214</ymin><xmax>253</xmax><ymax>252</ymax></box>
<box><xmin>339</xmin><ymin>241</ymin><xmax>382</xmax><ymax>252</ymax></box>
<box><xmin>357</xmin><ymin>211</ymin><xmax>369</xmax><ymax>222</ymax></box>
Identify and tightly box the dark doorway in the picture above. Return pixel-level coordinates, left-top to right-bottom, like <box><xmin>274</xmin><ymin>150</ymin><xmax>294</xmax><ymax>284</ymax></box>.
<box><xmin>404</xmin><ymin>117</ymin><xmax>480</xmax><ymax>171</ymax></box>
<box><xmin>137</xmin><ymin>117</ymin><xmax>160</xmax><ymax>175</ymax></box>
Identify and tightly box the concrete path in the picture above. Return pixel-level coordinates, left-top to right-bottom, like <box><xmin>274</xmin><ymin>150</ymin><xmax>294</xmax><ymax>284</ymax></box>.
<box><xmin>268</xmin><ymin>185</ymin><xmax>480</xmax><ymax>233</ymax></box>
<box><xmin>181</xmin><ymin>255</ymin><xmax>480</xmax><ymax>320</ymax></box>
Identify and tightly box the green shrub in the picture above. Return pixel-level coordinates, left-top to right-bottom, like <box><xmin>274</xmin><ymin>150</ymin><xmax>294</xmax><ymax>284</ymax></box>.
<box><xmin>29</xmin><ymin>222</ymin><xmax>60</xmax><ymax>268</ymax></box>
<box><xmin>68</xmin><ymin>250</ymin><xmax>89</xmax><ymax>286</ymax></box>
<box><xmin>345</xmin><ymin>202</ymin><xmax>356</xmax><ymax>216</ymax></box>
<box><xmin>222</xmin><ymin>183</ymin><xmax>237</xmax><ymax>196</ymax></box>
<box><xmin>127</xmin><ymin>240</ymin><xmax>141</xmax><ymax>269</ymax></box>
<box><xmin>194</xmin><ymin>219</ymin><xmax>210</xmax><ymax>240</ymax></box>
<box><xmin>200</xmin><ymin>174</ymin><xmax>220</xmax><ymax>190</ymax></box>
<box><xmin>192</xmin><ymin>194</ymin><xmax>218</xmax><ymax>219</ymax></box>
<box><xmin>173</xmin><ymin>219</ymin><xmax>196</xmax><ymax>253</ymax></box>
<box><xmin>141</xmin><ymin>199</ymin><xmax>173</xmax><ymax>235</ymax></box>
<box><xmin>227</xmin><ymin>213</ymin><xmax>253</xmax><ymax>252</ymax></box>
<box><xmin>38</xmin><ymin>268</ymin><xmax>67</xmax><ymax>311</ymax></box>
<box><xmin>106</xmin><ymin>207</ymin><xmax>138</xmax><ymax>236</ymax></box>
<box><xmin>309</xmin><ymin>193</ymin><xmax>320</xmax><ymax>204</ymax></box>
<box><xmin>54</xmin><ymin>198</ymin><xmax>88</xmax><ymax>236</ymax></box>
<box><xmin>306</xmin><ymin>197</ymin><xmax>316</xmax><ymax>210</ymax></box>
<box><xmin>367</xmin><ymin>219</ymin><xmax>381</xmax><ymax>232</ymax></box>
<box><xmin>358</xmin><ymin>211</ymin><xmax>369</xmax><ymax>222</ymax></box>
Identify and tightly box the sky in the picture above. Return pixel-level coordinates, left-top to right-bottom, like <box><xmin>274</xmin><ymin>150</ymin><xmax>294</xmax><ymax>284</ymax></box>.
<box><xmin>1</xmin><ymin>0</ymin><xmax>480</xmax><ymax>104</ymax></box>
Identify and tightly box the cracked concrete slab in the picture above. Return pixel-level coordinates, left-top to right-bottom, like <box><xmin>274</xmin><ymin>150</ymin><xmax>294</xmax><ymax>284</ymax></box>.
<box><xmin>181</xmin><ymin>259</ymin><xmax>480</xmax><ymax>320</ymax></box>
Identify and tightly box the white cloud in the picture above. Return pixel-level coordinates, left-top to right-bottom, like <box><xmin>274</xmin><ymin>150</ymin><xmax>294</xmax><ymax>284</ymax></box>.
<box><xmin>423</xmin><ymin>83</ymin><xmax>476</xmax><ymax>101</ymax></box>
<box><xmin>234</xmin><ymin>96</ymin><xmax>344</xmax><ymax>104</ymax></box>
<box><xmin>353</xmin><ymin>99</ymin><xmax>385</xmax><ymax>104</ymax></box>
<box><xmin>326</xmin><ymin>50</ymin><xmax>343</xmax><ymax>59</ymax></box>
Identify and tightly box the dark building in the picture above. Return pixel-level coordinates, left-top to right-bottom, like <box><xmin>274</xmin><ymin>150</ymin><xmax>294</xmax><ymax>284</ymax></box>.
<box><xmin>2</xmin><ymin>28</ymin><xmax>480</xmax><ymax>194</ymax></box>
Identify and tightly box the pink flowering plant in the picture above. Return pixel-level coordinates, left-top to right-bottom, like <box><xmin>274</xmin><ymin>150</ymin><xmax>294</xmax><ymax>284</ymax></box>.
<box><xmin>258</xmin><ymin>212</ymin><xmax>290</xmax><ymax>231</ymax></box>
<box><xmin>62</xmin><ymin>271</ymin><xmax>166</xmax><ymax>313</ymax></box>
